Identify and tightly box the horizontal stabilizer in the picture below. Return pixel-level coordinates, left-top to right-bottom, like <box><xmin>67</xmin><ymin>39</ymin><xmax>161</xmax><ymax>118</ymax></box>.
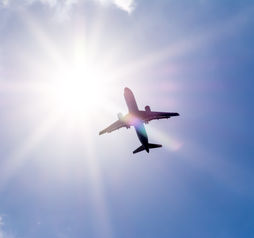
<box><xmin>133</xmin><ymin>143</ymin><xmax>162</xmax><ymax>154</ymax></box>
<box><xmin>171</xmin><ymin>112</ymin><xmax>180</xmax><ymax>117</ymax></box>
<box><xmin>99</xmin><ymin>130</ymin><xmax>106</xmax><ymax>135</ymax></box>
<box><xmin>148</xmin><ymin>143</ymin><xmax>162</xmax><ymax>149</ymax></box>
<box><xmin>133</xmin><ymin>145</ymin><xmax>146</xmax><ymax>154</ymax></box>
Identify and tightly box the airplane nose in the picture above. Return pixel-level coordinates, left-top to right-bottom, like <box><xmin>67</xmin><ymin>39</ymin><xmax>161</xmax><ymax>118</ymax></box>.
<box><xmin>124</xmin><ymin>87</ymin><xmax>131</xmax><ymax>93</ymax></box>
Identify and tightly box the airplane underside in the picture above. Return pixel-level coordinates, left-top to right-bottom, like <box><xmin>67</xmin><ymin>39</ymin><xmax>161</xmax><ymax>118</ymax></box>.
<box><xmin>133</xmin><ymin>123</ymin><xmax>162</xmax><ymax>154</ymax></box>
<box><xmin>99</xmin><ymin>87</ymin><xmax>179</xmax><ymax>155</ymax></box>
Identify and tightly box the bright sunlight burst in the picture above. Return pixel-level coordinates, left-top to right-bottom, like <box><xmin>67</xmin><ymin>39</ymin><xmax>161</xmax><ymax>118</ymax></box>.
<box><xmin>46</xmin><ymin>51</ymin><xmax>111</xmax><ymax>117</ymax></box>
<box><xmin>37</xmin><ymin>33</ymin><xmax>119</xmax><ymax>122</ymax></box>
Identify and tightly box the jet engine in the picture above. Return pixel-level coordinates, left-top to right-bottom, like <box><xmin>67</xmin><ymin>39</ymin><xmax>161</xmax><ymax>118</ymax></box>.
<box><xmin>145</xmin><ymin>105</ymin><xmax>151</xmax><ymax>113</ymax></box>
<box><xmin>117</xmin><ymin>113</ymin><xmax>124</xmax><ymax>120</ymax></box>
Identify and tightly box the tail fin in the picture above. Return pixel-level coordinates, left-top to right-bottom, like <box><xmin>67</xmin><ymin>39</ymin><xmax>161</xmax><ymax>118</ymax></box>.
<box><xmin>133</xmin><ymin>143</ymin><xmax>162</xmax><ymax>154</ymax></box>
<box><xmin>133</xmin><ymin>145</ymin><xmax>146</xmax><ymax>154</ymax></box>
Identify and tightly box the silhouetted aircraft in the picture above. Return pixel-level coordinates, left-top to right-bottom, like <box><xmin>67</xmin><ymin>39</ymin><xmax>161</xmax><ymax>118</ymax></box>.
<box><xmin>99</xmin><ymin>87</ymin><xmax>179</xmax><ymax>154</ymax></box>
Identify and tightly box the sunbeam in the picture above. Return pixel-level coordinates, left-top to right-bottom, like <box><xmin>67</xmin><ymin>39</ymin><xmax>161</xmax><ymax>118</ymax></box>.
<box><xmin>149</xmin><ymin>125</ymin><xmax>183</xmax><ymax>152</ymax></box>
<box><xmin>0</xmin><ymin>1</ymin><xmax>254</xmax><ymax>238</ymax></box>
<box><xmin>0</xmin><ymin>111</ymin><xmax>62</xmax><ymax>192</ymax></box>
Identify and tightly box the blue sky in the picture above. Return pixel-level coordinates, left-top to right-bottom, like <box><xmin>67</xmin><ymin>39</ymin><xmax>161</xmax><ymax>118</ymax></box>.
<box><xmin>0</xmin><ymin>0</ymin><xmax>254</xmax><ymax>237</ymax></box>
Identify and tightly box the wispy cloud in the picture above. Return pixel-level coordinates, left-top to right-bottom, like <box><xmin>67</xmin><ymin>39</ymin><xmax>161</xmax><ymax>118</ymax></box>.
<box><xmin>0</xmin><ymin>216</ymin><xmax>14</xmax><ymax>238</ymax></box>
<box><xmin>113</xmin><ymin>0</ymin><xmax>135</xmax><ymax>13</ymax></box>
<box><xmin>0</xmin><ymin>0</ymin><xmax>9</xmax><ymax>6</ymax></box>
<box><xmin>99</xmin><ymin>0</ymin><xmax>136</xmax><ymax>13</ymax></box>
<box><xmin>1</xmin><ymin>0</ymin><xmax>136</xmax><ymax>16</ymax></box>
<box><xmin>36</xmin><ymin>0</ymin><xmax>79</xmax><ymax>21</ymax></box>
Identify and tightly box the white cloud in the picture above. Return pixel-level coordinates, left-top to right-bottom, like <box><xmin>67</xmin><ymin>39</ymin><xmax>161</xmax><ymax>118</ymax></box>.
<box><xmin>1</xmin><ymin>0</ymin><xmax>9</xmax><ymax>6</ymax></box>
<box><xmin>0</xmin><ymin>0</ymin><xmax>136</xmax><ymax>23</ymax></box>
<box><xmin>113</xmin><ymin>0</ymin><xmax>135</xmax><ymax>13</ymax></box>
<box><xmin>98</xmin><ymin>0</ymin><xmax>135</xmax><ymax>13</ymax></box>
<box><xmin>0</xmin><ymin>216</ymin><xmax>5</xmax><ymax>238</ymax></box>
<box><xmin>1</xmin><ymin>0</ymin><xmax>136</xmax><ymax>14</ymax></box>
<box><xmin>0</xmin><ymin>216</ymin><xmax>14</xmax><ymax>238</ymax></box>
<box><xmin>38</xmin><ymin>0</ymin><xmax>80</xmax><ymax>21</ymax></box>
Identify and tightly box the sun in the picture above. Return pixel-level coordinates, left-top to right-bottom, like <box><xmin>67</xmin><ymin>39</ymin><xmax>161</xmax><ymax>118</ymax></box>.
<box><xmin>46</xmin><ymin>61</ymin><xmax>109</xmax><ymax>117</ymax></box>
<box><xmin>37</xmin><ymin>37</ymin><xmax>118</xmax><ymax>125</ymax></box>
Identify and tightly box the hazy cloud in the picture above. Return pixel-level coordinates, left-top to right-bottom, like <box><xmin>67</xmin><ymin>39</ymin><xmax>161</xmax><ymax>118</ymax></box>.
<box><xmin>113</xmin><ymin>0</ymin><xmax>135</xmax><ymax>13</ymax></box>
<box><xmin>36</xmin><ymin>0</ymin><xmax>79</xmax><ymax>21</ymax></box>
<box><xmin>0</xmin><ymin>0</ymin><xmax>136</xmax><ymax>15</ymax></box>
<box><xmin>0</xmin><ymin>216</ymin><xmax>14</xmax><ymax>238</ymax></box>
<box><xmin>98</xmin><ymin>0</ymin><xmax>135</xmax><ymax>13</ymax></box>
<box><xmin>0</xmin><ymin>0</ymin><xmax>9</xmax><ymax>6</ymax></box>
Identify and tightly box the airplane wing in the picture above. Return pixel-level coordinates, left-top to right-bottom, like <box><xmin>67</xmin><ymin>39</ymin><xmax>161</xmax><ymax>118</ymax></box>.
<box><xmin>140</xmin><ymin>111</ymin><xmax>179</xmax><ymax>122</ymax></box>
<box><xmin>99</xmin><ymin>120</ymin><xmax>128</xmax><ymax>135</ymax></box>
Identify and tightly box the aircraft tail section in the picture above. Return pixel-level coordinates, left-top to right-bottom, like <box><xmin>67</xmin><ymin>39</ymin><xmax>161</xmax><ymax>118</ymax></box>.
<box><xmin>133</xmin><ymin>143</ymin><xmax>162</xmax><ymax>154</ymax></box>
<box><xmin>133</xmin><ymin>145</ymin><xmax>146</xmax><ymax>154</ymax></box>
<box><xmin>148</xmin><ymin>143</ymin><xmax>162</xmax><ymax>149</ymax></box>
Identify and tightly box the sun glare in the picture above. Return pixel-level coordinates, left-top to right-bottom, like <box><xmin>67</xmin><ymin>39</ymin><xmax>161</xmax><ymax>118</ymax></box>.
<box><xmin>47</xmin><ymin>61</ymin><xmax>109</xmax><ymax>116</ymax></box>
<box><xmin>35</xmin><ymin>36</ymin><xmax>119</xmax><ymax>125</ymax></box>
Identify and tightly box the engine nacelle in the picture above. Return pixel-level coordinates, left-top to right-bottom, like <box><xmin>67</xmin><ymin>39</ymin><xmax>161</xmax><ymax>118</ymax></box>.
<box><xmin>118</xmin><ymin>113</ymin><xmax>124</xmax><ymax>120</ymax></box>
<box><xmin>145</xmin><ymin>105</ymin><xmax>151</xmax><ymax>113</ymax></box>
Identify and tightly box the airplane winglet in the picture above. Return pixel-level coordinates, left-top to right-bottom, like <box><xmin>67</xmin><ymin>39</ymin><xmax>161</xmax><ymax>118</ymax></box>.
<box><xmin>99</xmin><ymin>130</ymin><xmax>106</xmax><ymax>135</ymax></box>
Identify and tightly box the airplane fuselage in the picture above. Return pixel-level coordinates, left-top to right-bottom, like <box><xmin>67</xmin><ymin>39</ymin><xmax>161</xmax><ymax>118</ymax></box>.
<box><xmin>134</xmin><ymin>123</ymin><xmax>149</xmax><ymax>153</ymax></box>
<box><xmin>124</xmin><ymin>88</ymin><xmax>150</xmax><ymax>152</ymax></box>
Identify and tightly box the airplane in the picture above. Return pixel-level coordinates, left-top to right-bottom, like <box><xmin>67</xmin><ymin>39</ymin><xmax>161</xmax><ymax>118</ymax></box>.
<box><xmin>99</xmin><ymin>87</ymin><xmax>179</xmax><ymax>154</ymax></box>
